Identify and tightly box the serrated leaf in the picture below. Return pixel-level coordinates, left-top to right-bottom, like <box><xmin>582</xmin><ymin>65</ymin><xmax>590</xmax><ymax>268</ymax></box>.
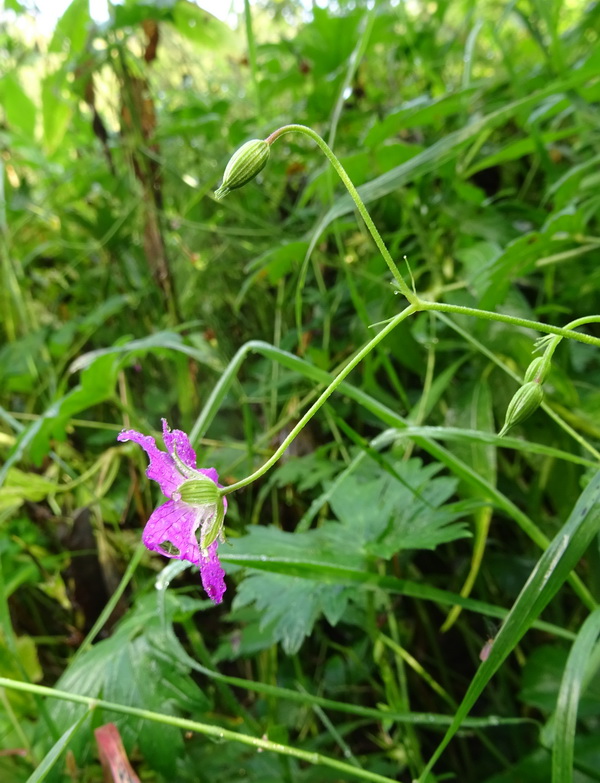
<box><xmin>47</xmin><ymin>592</ymin><xmax>209</xmax><ymax>769</ymax></box>
<box><xmin>329</xmin><ymin>458</ymin><xmax>471</xmax><ymax>553</ymax></box>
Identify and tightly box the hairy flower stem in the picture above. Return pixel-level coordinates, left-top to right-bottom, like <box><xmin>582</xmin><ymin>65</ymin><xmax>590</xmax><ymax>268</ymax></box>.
<box><xmin>220</xmin><ymin>303</ymin><xmax>418</xmax><ymax>496</ymax></box>
<box><xmin>266</xmin><ymin>124</ymin><xmax>419</xmax><ymax>305</ymax></box>
<box><xmin>216</xmin><ymin>126</ymin><xmax>600</xmax><ymax>495</ymax></box>
<box><xmin>266</xmin><ymin>124</ymin><xmax>600</xmax><ymax>350</ymax></box>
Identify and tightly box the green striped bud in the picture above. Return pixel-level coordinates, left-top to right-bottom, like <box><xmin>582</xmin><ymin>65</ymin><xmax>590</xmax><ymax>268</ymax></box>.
<box><xmin>214</xmin><ymin>139</ymin><xmax>270</xmax><ymax>199</ymax></box>
<box><xmin>499</xmin><ymin>381</ymin><xmax>544</xmax><ymax>437</ymax></box>
<box><xmin>524</xmin><ymin>356</ymin><xmax>549</xmax><ymax>384</ymax></box>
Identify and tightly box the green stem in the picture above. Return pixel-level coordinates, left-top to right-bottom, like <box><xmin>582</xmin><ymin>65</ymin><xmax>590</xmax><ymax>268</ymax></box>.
<box><xmin>262</xmin><ymin>125</ymin><xmax>600</xmax><ymax>350</ymax></box>
<box><xmin>243</xmin><ymin>0</ymin><xmax>261</xmax><ymax>116</ymax></box>
<box><xmin>419</xmin><ymin>301</ymin><xmax>600</xmax><ymax>349</ymax></box>
<box><xmin>71</xmin><ymin>543</ymin><xmax>144</xmax><ymax>663</ymax></box>
<box><xmin>0</xmin><ymin>677</ymin><xmax>399</xmax><ymax>783</ymax></box>
<box><xmin>220</xmin><ymin>304</ymin><xmax>418</xmax><ymax>496</ymax></box>
<box><xmin>265</xmin><ymin>124</ymin><xmax>419</xmax><ymax>305</ymax></box>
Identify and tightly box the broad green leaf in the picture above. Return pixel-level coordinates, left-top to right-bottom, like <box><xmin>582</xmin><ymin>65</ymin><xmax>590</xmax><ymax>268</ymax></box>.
<box><xmin>1</xmin><ymin>74</ymin><xmax>36</xmax><ymax>140</ymax></box>
<box><xmin>0</xmin><ymin>468</ymin><xmax>59</xmax><ymax>511</ymax></box>
<box><xmin>41</xmin><ymin>71</ymin><xmax>73</xmax><ymax>155</ymax></box>
<box><xmin>49</xmin><ymin>592</ymin><xmax>209</xmax><ymax>770</ymax></box>
<box><xmin>230</xmin><ymin>456</ymin><xmax>471</xmax><ymax>652</ymax></box>
<box><xmin>49</xmin><ymin>0</ymin><xmax>90</xmax><ymax>56</ymax></box>
<box><xmin>172</xmin><ymin>1</ymin><xmax>236</xmax><ymax>50</ymax></box>
<box><xmin>328</xmin><ymin>457</ymin><xmax>471</xmax><ymax>553</ymax></box>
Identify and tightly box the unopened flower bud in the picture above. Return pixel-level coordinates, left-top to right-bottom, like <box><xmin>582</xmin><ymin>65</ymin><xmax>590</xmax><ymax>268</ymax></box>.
<box><xmin>214</xmin><ymin>139</ymin><xmax>270</xmax><ymax>199</ymax></box>
<box><xmin>524</xmin><ymin>356</ymin><xmax>549</xmax><ymax>384</ymax></box>
<box><xmin>499</xmin><ymin>381</ymin><xmax>544</xmax><ymax>437</ymax></box>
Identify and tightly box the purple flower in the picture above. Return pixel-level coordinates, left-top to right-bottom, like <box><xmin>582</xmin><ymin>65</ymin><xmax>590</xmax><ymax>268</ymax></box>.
<box><xmin>118</xmin><ymin>419</ymin><xmax>227</xmax><ymax>604</ymax></box>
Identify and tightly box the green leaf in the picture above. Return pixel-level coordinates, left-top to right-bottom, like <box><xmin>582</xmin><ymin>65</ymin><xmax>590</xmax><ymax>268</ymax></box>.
<box><xmin>42</xmin><ymin>70</ymin><xmax>73</xmax><ymax>155</ymax></box>
<box><xmin>48</xmin><ymin>592</ymin><xmax>209</xmax><ymax>771</ymax></box>
<box><xmin>0</xmin><ymin>468</ymin><xmax>60</xmax><ymax>512</ymax></box>
<box><xmin>48</xmin><ymin>0</ymin><xmax>90</xmax><ymax>56</ymax></box>
<box><xmin>1</xmin><ymin>74</ymin><xmax>36</xmax><ymax>140</ymax></box>
<box><xmin>328</xmin><ymin>457</ymin><xmax>471</xmax><ymax>553</ymax></box>
<box><xmin>172</xmin><ymin>1</ymin><xmax>236</xmax><ymax>50</ymax></box>
<box><xmin>231</xmin><ymin>456</ymin><xmax>471</xmax><ymax>653</ymax></box>
<box><xmin>234</xmin><ymin>573</ymin><xmax>347</xmax><ymax>654</ymax></box>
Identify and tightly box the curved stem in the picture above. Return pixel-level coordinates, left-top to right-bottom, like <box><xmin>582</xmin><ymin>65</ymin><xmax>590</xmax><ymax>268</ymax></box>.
<box><xmin>220</xmin><ymin>304</ymin><xmax>418</xmax><ymax>495</ymax></box>
<box><xmin>266</xmin><ymin>124</ymin><xmax>420</xmax><ymax>305</ymax></box>
<box><xmin>263</xmin><ymin>125</ymin><xmax>600</xmax><ymax>349</ymax></box>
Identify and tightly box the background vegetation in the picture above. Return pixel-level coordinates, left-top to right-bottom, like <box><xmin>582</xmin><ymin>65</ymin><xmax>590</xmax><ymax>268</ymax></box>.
<box><xmin>1</xmin><ymin>0</ymin><xmax>600</xmax><ymax>781</ymax></box>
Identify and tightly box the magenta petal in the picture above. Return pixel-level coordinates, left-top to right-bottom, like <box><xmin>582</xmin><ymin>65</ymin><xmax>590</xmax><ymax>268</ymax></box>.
<box><xmin>199</xmin><ymin>541</ymin><xmax>226</xmax><ymax>604</ymax></box>
<box><xmin>118</xmin><ymin>429</ymin><xmax>184</xmax><ymax>498</ymax></box>
<box><xmin>142</xmin><ymin>500</ymin><xmax>201</xmax><ymax>565</ymax></box>
<box><xmin>162</xmin><ymin>419</ymin><xmax>197</xmax><ymax>470</ymax></box>
<box><xmin>198</xmin><ymin>467</ymin><xmax>219</xmax><ymax>484</ymax></box>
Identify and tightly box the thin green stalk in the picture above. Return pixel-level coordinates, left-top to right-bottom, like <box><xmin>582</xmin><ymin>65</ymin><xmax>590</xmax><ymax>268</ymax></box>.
<box><xmin>0</xmin><ymin>677</ymin><xmax>400</xmax><ymax>783</ymax></box>
<box><xmin>71</xmin><ymin>543</ymin><xmax>144</xmax><ymax>663</ymax></box>
<box><xmin>220</xmin><ymin>303</ymin><xmax>418</xmax><ymax>496</ymax></box>
<box><xmin>265</xmin><ymin>125</ymin><xmax>419</xmax><ymax>305</ymax></box>
<box><xmin>419</xmin><ymin>301</ymin><xmax>600</xmax><ymax>350</ymax></box>
<box><xmin>243</xmin><ymin>0</ymin><xmax>261</xmax><ymax>116</ymax></box>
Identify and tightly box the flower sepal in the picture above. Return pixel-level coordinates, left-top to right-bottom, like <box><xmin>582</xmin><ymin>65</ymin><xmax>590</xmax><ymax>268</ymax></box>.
<box><xmin>200</xmin><ymin>495</ymin><xmax>225</xmax><ymax>554</ymax></box>
<box><xmin>178</xmin><ymin>477</ymin><xmax>219</xmax><ymax>506</ymax></box>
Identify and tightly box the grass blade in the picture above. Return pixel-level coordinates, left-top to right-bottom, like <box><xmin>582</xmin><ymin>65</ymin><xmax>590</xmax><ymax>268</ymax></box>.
<box><xmin>552</xmin><ymin>607</ymin><xmax>600</xmax><ymax>783</ymax></box>
<box><xmin>418</xmin><ymin>470</ymin><xmax>600</xmax><ymax>781</ymax></box>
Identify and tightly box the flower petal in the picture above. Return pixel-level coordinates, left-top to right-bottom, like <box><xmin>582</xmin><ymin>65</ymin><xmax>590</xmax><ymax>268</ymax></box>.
<box><xmin>199</xmin><ymin>541</ymin><xmax>226</xmax><ymax>604</ymax></box>
<box><xmin>142</xmin><ymin>500</ymin><xmax>202</xmax><ymax>565</ymax></box>
<box><xmin>118</xmin><ymin>429</ymin><xmax>183</xmax><ymax>498</ymax></box>
<box><xmin>142</xmin><ymin>501</ymin><xmax>227</xmax><ymax>604</ymax></box>
<box><xmin>162</xmin><ymin>419</ymin><xmax>197</xmax><ymax>470</ymax></box>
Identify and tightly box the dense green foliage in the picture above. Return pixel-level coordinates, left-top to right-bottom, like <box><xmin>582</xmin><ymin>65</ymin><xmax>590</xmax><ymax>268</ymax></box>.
<box><xmin>1</xmin><ymin>0</ymin><xmax>600</xmax><ymax>781</ymax></box>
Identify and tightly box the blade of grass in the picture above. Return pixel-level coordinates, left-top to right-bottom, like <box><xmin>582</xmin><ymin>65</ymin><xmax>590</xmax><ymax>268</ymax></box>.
<box><xmin>552</xmin><ymin>607</ymin><xmax>600</xmax><ymax>783</ymax></box>
<box><xmin>26</xmin><ymin>708</ymin><xmax>92</xmax><ymax>783</ymax></box>
<box><xmin>418</xmin><ymin>470</ymin><xmax>600</xmax><ymax>781</ymax></box>
<box><xmin>219</xmin><ymin>551</ymin><xmax>575</xmax><ymax>640</ymax></box>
